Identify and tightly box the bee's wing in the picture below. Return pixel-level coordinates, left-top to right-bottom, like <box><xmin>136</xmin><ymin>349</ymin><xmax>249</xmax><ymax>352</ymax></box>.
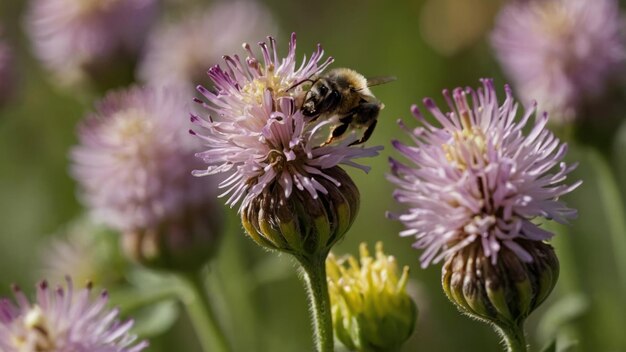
<box><xmin>366</xmin><ymin>76</ymin><xmax>397</xmax><ymax>87</ymax></box>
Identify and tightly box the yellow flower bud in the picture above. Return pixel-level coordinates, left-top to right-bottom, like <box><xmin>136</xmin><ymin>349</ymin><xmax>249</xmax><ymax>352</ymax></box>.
<box><xmin>327</xmin><ymin>242</ymin><xmax>417</xmax><ymax>351</ymax></box>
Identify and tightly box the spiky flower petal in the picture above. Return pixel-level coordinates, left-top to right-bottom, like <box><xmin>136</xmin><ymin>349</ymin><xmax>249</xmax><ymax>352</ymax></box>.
<box><xmin>0</xmin><ymin>278</ymin><xmax>147</xmax><ymax>352</ymax></box>
<box><xmin>192</xmin><ymin>33</ymin><xmax>382</xmax><ymax>211</ymax></box>
<box><xmin>388</xmin><ymin>79</ymin><xmax>580</xmax><ymax>268</ymax></box>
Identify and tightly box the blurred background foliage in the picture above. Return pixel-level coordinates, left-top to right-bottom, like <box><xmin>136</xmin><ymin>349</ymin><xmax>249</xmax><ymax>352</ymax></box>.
<box><xmin>1</xmin><ymin>0</ymin><xmax>626</xmax><ymax>351</ymax></box>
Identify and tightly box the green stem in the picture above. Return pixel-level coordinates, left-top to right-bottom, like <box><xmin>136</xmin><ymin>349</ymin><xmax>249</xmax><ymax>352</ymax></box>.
<box><xmin>298</xmin><ymin>255</ymin><xmax>334</xmax><ymax>352</ymax></box>
<box><xmin>177</xmin><ymin>273</ymin><xmax>230</xmax><ymax>352</ymax></box>
<box><xmin>497</xmin><ymin>323</ymin><xmax>528</xmax><ymax>352</ymax></box>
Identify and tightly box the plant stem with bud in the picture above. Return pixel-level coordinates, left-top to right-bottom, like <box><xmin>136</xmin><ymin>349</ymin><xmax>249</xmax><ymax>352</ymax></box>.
<box><xmin>298</xmin><ymin>254</ymin><xmax>334</xmax><ymax>352</ymax></box>
<box><xmin>497</xmin><ymin>323</ymin><xmax>528</xmax><ymax>352</ymax></box>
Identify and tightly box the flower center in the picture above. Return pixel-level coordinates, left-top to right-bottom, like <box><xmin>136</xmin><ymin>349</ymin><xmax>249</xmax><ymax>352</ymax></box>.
<box><xmin>442</xmin><ymin>123</ymin><xmax>487</xmax><ymax>171</ymax></box>
<box><xmin>240</xmin><ymin>65</ymin><xmax>294</xmax><ymax>106</ymax></box>
<box><xmin>105</xmin><ymin>109</ymin><xmax>156</xmax><ymax>160</ymax></box>
<box><xmin>12</xmin><ymin>306</ymin><xmax>56</xmax><ymax>351</ymax></box>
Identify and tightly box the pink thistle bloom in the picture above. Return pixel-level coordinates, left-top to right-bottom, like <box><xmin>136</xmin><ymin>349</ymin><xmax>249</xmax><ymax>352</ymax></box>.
<box><xmin>491</xmin><ymin>0</ymin><xmax>625</xmax><ymax>122</ymax></box>
<box><xmin>25</xmin><ymin>0</ymin><xmax>157</xmax><ymax>86</ymax></box>
<box><xmin>192</xmin><ymin>33</ymin><xmax>382</xmax><ymax>210</ymax></box>
<box><xmin>138</xmin><ymin>1</ymin><xmax>277</xmax><ymax>91</ymax></box>
<box><xmin>388</xmin><ymin>79</ymin><xmax>581</xmax><ymax>268</ymax></box>
<box><xmin>71</xmin><ymin>86</ymin><xmax>214</xmax><ymax>232</ymax></box>
<box><xmin>0</xmin><ymin>278</ymin><xmax>147</xmax><ymax>352</ymax></box>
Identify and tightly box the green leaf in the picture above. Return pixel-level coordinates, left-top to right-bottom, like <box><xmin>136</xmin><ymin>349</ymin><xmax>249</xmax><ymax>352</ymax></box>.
<box><xmin>537</xmin><ymin>293</ymin><xmax>589</xmax><ymax>344</ymax></box>
<box><xmin>612</xmin><ymin>119</ymin><xmax>626</xmax><ymax>194</ymax></box>
<box><xmin>540</xmin><ymin>339</ymin><xmax>556</xmax><ymax>352</ymax></box>
<box><xmin>129</xmin><ymin>299</ymin><xmax>180</xmax><ymax>338</ymax></box>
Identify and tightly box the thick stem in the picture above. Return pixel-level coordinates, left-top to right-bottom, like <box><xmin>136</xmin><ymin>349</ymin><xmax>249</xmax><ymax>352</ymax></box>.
<box><xmin>298</xmin><ymin>255</ymin><xmax>334</xmax><ymax>352</ymax></box>
<box><xmin>178</xmin><ymin>273</ymin><xmax>231</xmax><ymax>352</ymax></box>
<box><xmin>497</xmin><ymin>323</ymin><xmax>528</xmax><ymax>352</ymax></box>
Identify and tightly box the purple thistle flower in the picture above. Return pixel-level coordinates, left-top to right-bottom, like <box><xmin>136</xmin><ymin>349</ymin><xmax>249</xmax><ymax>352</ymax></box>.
<box><xmin>388</xmin><ymin>79</ymin><xmax>581</xmax><ymax>268</ymax></box>
<box><xmin>25</xmin><ymin>0</ymin><xmax>157</xmax><ymax>86</ymax></box>
<box><xmin>0</xmin><ymin>277</ymin><xmax>147</xmax><ymax>352</ymax></box>
<box><xmin>192</xmin><ymin>33</ymin><xmax>382</xmax><ymax>210</ymax></box>
<box><xmin>491</xmin><ymin>0</ymin><xmax>625</xmax><ymax>122</ymax></box>
<box><xmin>138</xmin><ymin>1</ymin><xmax>277</xmax><ymax>91</ymax></box>
<box><xmin>71</xmin><ymin>86</ymin><xmax>214</xmax><ymax>232</ymax></box>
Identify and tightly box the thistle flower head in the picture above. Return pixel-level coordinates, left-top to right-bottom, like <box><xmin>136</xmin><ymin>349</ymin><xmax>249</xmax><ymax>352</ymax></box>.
<box><xmin>0</xmin><ymin>278</ymin><xmax>147</xmax><ymax>352</ymax></box>
<box><xmin>138</xmin><ymin>1</ymin><xmax>277</xmax><ymax>90</ymax></box>
<box><xmin>388</xmin><ymin>79</ymin><xmax>580</xmax><ymax>268</ymax></box>
<box><xmin>25</xmin><ymin>0</ymin><xmax>157</xmax><ymax>86</ymax></box>
<box><xmin>491</xmin><ymin>0</ymin><xmax>625</xmax><ymax>122</ymax></box>
<box><xmin>71</xmin><ymin>86</ymin><xmax>214</xmax><ymax>232</ymax></box>
<box><xmin>192</xmin><ymin>33</ymin><xmax>382</xmax><ymax>211</ymax></box>
<box><xmin>327</xmin><ymin>242</ymin><xmax>417</xmax><ymax>351</ymax></box>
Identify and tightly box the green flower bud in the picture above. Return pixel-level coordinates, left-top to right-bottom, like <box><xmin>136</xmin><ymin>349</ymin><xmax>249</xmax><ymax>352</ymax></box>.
<box><xmin>442</xmin><ymin>239</ymin><xmax>559</xmax><ymax>332</ymax></box>
<box><xmin>241</xmin><ymin>167</ymin><xmax>359</xmax><ymax>259</ymax></box>
<box><xmin>122</xmin><ymin>201</ymin><xmax>223</xmax><ymax>272</ymax></box>
<box><xmin>327</xmin><ymin>242</ymin><xmax>417</xmax><ymax>352</ymax></box>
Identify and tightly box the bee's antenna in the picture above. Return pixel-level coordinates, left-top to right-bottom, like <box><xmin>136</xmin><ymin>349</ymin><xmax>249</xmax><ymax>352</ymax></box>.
<box><xmin>287</xmin><ymin>78</ymin><xmax>315</xmax><ymax>91</ymax></box>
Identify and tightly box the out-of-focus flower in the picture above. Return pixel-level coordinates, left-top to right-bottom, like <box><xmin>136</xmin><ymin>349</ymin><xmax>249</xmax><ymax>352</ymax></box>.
<box><xmin>40</xmin><ymin>216</ymin><xmax>126</xmax><ymax>287</ymax></box>
<box><xmin>0</xmin><ymin>278</ymin><xmax>147</xmax><ymax>352</ymax></box>
<box><xmin>192</xmin><ymin>33</ymin><xmax>381</xmax><ymax>256</ymax></box>
<box><xmin>388</xmin><ymin>79</ymin><xmax>580</xmax><ymax>268</ymax></box>
<box><xmin>138</xmin><ymin>1</ymin><xmax>277</xmax><ymax>91</ymax></box>
<box><xmin>25</xmin><ymin>0</ymin><xmax>157</xmax><ymax>87</ymax></box>
<box><xmin>0</xmin><ymin>28</ymin><xmax>15</xmax><ymax>106</ymax></box>
<box><xmin>71</xmin><ymin>86</ymin><xmax>222</xmax><ymax>270</ymax></box>
<box><xmin>327</xmin><ymin>242</ymin><xmax>417</xmax><ymax>351</ymax></box>
<box><xmin>420</xmin><ymin>0</ymin><xmax>499</xmax><ymax>56</ymax></box>
<box><xmin>491</xmin><ymin>0</ymin><xmax>625</xmax><ymax>122</ymax></box>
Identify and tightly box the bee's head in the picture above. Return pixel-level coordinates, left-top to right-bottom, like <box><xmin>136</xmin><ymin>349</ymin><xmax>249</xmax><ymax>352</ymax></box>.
<box><xmin>302</xmin><ymin>78</ymin><xmax>341</xmax><ymax>117</ymax></box>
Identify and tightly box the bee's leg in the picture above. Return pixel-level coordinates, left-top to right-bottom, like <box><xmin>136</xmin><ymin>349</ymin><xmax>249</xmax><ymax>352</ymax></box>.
<box><xmin>321</xmin><ymin>120</ymin><xmax>351</xmax><ymax>146</ymax></box>
<box><xmin>349</xmin><ymin>119</ymin><xmax>377</xmax><ymax>146</ymax></box>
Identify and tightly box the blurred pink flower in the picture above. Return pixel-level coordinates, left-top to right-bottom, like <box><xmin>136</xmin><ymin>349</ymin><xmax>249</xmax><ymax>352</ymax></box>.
<box><xmin>138</xmin><ymin>1</ymin><xmax>277</xmax><ymax>91</ymax></box>
<box><xmin>71</xmin><ymin>86</ymin><xmax>214</xmax><ymax>232</ymax></box>
<box><xmin>491</xmin><ymin>0</ymin><xmax>625</xmax><ymax>122</ymax></box>
<box><xmin>388</xmin><ymin>79</ymin><xmax>580</xmax><ymax>268</ymax></box>
<box><xmin>25</xmin><ymin>0</ymin><xmax>157</xmax><ymax>86</ymax></box>
<box><xmin>0</xmin><ymin>278</ymin><xmax>147</xmax><ymax>352</ymax></box>
<box><xmin>191</xmin><ymin>33</ymin><xmax>382</xmax><ymax>210</ymax></box>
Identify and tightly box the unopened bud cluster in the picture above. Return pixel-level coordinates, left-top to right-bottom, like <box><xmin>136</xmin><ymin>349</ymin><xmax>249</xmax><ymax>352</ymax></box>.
<box><xmin>327</xmin><ymin>242</ymin><xmax>417</xmax><ymax>351</ymax></box>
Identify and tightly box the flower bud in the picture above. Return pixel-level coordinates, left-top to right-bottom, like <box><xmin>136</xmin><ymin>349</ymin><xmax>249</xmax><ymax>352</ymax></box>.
<box><xmin>122</xmin><ymin>201</ymin><xmax>223</xmax><ymax>272</ymax></box>
<box><xmin>241</xmin><ymin>167</ymin><xmax>359</xmax><ymax>258</ymax></box>
<box><xmin>327</xmin><ymin>242</ymin><xmax>417</xmax><ymax>352</ymax></box>
<box><xmin>41</xmin><ymin>216</ymin><xmax>126</xmax><ymax>287</ymax></box>
<box><xmin>442</xmin><ymin>239</ymin><xmax>559</xmax><ymax>330</ymax></box>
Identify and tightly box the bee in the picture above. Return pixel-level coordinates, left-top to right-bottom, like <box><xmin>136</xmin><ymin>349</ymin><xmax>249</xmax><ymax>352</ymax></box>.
<box><xmin>299</xmin><ymin>68</ymin><xmax>395</xmax><ymax>146</ymax></box>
